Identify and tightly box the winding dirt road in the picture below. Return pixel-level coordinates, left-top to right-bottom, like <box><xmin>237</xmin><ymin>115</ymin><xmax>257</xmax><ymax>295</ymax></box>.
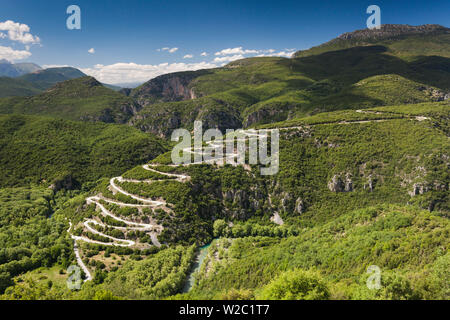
<box><xmin>69</xmin><ymin>112</ymin><xmax>429</xmax><ymax>280</ymax></box>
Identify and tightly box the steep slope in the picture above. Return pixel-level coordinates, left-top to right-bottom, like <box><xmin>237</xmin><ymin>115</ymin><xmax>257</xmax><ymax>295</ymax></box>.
<box><xmin>0</xmin><ymin>114</ymin><xmax>168</xmax><ymax>188</ymax></box>
<box><xmin>294</xmin><ymin>24</ymin><xmax>450</xmax><ymax>58</ymax></box>
<box><xmin>0</xmin><ymin>76</ymin><xmax>141</xmax><ymax>123</ymax></box>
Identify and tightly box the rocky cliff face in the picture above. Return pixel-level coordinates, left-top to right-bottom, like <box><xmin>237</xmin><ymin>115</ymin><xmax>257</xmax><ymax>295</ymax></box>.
<box><xmin>130</xmin><ymin>71</ymin><xmax>208</xmax><ymax>107</ymax></box>
<box><xmin>222</xmin><ymin>187</ymin><xmax>267</xmax><ymax>220</ymax></box>
<box><xmin>129</xmin><ymin>111</ymin><xmax>183</xmax><ymax>138</ymax></box>
<box><xmin>244</xmin><ymin>104</ymin><xmax>293</xmax><ymax>128</ymax></box>
<box><xmin>337</xmin><ymin>24</ymin><xmax>449</xmax><ymax>42</ymax></box>
<box><xmin>130</xmin><ymin>99</ymin><xmax>242</xmax><ymax>138</ymax></box>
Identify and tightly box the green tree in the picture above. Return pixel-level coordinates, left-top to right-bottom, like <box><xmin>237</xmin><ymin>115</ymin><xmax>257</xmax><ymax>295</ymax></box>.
<box><xmin>353</xmin><ymin>271</ymin><xmax>420</xmax><ymax>300</ymax></box>
<box><xmin>431</xmin><ymin>253</ymin><xmax>450</xmax><ymax>299</ymax></box>
<box><xmin>257</xmin><ymin>269</ymin><xmax>330</xmax><ymax>300</ymax></box>
<box><xmin>213</xmin><ymin>219</ymin><xmax>228</xmax><ymax>238</ymax></box>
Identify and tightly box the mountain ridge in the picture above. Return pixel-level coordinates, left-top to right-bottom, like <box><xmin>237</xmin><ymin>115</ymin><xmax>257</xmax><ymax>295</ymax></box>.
<box><xmin>337</xmin><ymin>24</ymin><xmax>449</xmax><ymax>41</ymax></box>
<box><xmin>294</xmin><ymin>23</ymin><xmax>450</xmax><ymax>58</ymax></box>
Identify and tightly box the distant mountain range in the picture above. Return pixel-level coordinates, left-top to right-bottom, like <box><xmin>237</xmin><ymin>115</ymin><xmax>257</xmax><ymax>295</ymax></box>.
<box><xmin>0</xmin><ymin>63</ymin><xmax>122</xmax><ymax>98</ymax></box>
<box><xmin>0</xmin><ymin>59</ymin><xmax>42</xmax><ymax>77</ymax></box>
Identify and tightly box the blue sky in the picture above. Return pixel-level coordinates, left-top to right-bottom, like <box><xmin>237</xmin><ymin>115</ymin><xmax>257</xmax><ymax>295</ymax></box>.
<box><xmin>1</xmin><ymin>0</ymin><xmax>449</xmax><ymax>85</ymax></box>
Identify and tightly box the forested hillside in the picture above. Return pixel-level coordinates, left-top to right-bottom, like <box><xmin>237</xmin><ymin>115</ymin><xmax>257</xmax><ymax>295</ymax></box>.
<box><xmin>0</xmin><ymin>114</ymin><xmax>168</xmax><ymax>188</ymax></box>
<box><xmin>0</xmin><ymin>77</ymin><xmax>140</xmax><ymax>123</ymax></box>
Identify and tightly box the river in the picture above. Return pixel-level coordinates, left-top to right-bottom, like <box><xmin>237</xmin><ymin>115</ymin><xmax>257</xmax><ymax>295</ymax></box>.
<box><xmin>182</xmin><ymin>242</ymin><xmax>212</xmax><ymax>292</ymax></box>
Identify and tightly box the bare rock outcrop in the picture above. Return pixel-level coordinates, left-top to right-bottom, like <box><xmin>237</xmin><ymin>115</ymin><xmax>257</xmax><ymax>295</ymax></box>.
<box><xmin>418</xmin><ymin>86</ymin><xmax>449</xmax><ymax>102</ymax></box>
<box><xmin>130</xmin><ymin>71</ymin><xmax>209</xmax><ymax>107</ymax></box>
<box><xmin>328</xmin><ymin>175</ymin><xmax>344</xmax><ymax>192</ymax></box>
<box><xmin>295</xmin><ymin>197</ymin><xmax>305</xmax><ymax>214</ymax></box>
<box><xmin>408</xmin><ymin>183</ymin><xmax>430</xmax><ymax>197</ymax></box>
<box><xmin>364</xmin><ymin>175</ymin><xmax>376</xmax><ymax>192</ymax></box>
<box><xmin>328</xmin><ymin>173</ymin><xmax>353</xmax><ymax>193</ymax></box>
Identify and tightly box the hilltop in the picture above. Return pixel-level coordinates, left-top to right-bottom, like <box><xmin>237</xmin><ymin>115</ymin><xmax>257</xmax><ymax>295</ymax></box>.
<box><xmin>0</xmin><ymin>76</ymin><xmax>140</xmax><ymax>123</ymax></box>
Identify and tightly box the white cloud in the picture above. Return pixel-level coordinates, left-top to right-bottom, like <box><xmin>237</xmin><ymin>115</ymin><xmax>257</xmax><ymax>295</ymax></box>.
<box><xmin>76</xmin><ymin>46</ymin><xmax>297</xmax><ymax>85</ymax></box>
<box><xmin>275</xmin><ymin>51</ymin><xmax>296</xmax><ymax>58</ymax></box>
<box><xmin>0</xmin><ymin>45</ymin><xmax>32</xmax><ymax>61</ymax></box>
<box><xmin>0</xmin><ymin>20</ymin><xmax>40</xmax><ymax>44</ymax></box>
<box><xmin>213</xmin><ymin>47</ymin><xmax>295</xmax><ymax>59</ymax></box>
<box><xmin>213</xmin><ymin>55</ymin><xmax>245</xmax><ymax>63</ymax></box>
<box><xmin>88</xmin><ymin>48</ymin><xmax>95</xmax><ymax>54</ymax></box>
<box><xmin>80</xmin><ymin>61</ymin><xmax>218</xmax><ymax>85</ymax></box>
<box><xmin>215</xmin><ymin>47</ymin><xmax>259</xmax><ymax>56</ymax></box>
<box><xmin>257</xmin><ymin>50</ymin><xmax>296</xmax><ymax>58</ymax></box>
<box><xmin>158</xmin><ymin>47</ymin><xmax>178</xmax><ymax>53</ymax></box>
<box><xmin>42</xmin><ymin>64</ymin><xmax>70</xmax><ymax>69</ymax></box>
